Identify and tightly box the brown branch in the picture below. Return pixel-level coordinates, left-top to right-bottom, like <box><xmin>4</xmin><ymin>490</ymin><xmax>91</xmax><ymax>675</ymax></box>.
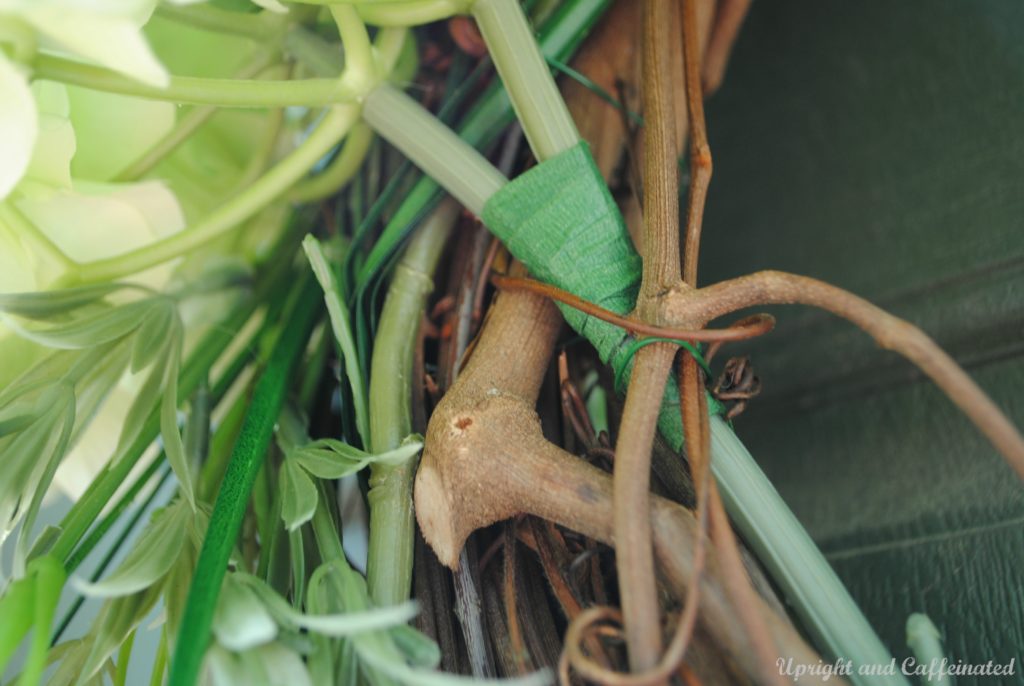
<box><xmin>612</xmin><ymin>340</ymin><xmax>676</xmax><ymax>671</ymax></box>
<box><xmin>680</xmin><ymin>0</ymin><xmax>713</xmax><ymax>287</ymax></box>
<box><xmin>664</xmin><ymin>270</ymin><xmax>1024</xmax><ymax>479</ymax></box>
<box><xmin>639</xmin><ymin>0</ymin><xmax>682</xmax><ymax>304</ymax></box>
<box><xmin>491</xmin><ymin>274</ymin><xmax>775</xmax><ymax>342</ymax></box>
<box><xmin>414</xmin><ymin>281</ymin><xmax>833</xmax><ymax>683</ymax></box>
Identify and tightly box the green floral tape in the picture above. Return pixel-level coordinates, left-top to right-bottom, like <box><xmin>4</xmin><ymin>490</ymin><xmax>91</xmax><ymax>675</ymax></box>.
<box><xmin>482</xmin><ymin>141</ymin><xmax>723</xmax><ymax>432</ymax></box>
<box><xmin>482</xmin><ymin>141</ymin><xmax>640</xmax><ymax>365</ymax></box>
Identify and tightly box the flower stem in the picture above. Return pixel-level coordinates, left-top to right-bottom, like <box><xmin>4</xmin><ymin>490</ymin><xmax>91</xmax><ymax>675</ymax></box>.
<box><xmin>289</xmin><ymin>122</ymin><xmax>374</xmax><ymax>202</ymax></box>
<box><xmin>69</xmin><ymin>106</ymin><xmax>359</xmax><ymax>285</ymax></box>
<box><xmin>154</xmin><ymin>3</ymin><xmax>285</xmax><ymax>41</ymax></box>
<box><xmin>114</xmin><ymin>51</ymin><xmax>279</xmax><ymax>182</ymax></box>
<box><xmin>362</xmin><ymin>84</ymin><xmax>506</xmax><ymax>216</ymax></box>
<box><xmin>365</xmin><ymin>199</ymin><xmax>459</xmax><ymax>606</ymax></box>
<box><xmin>472</xmin><ymin>0</ymin><xmax>579</xmax><ymax>160</ymax></box>
<box><xmin>32</xmin><ymin>54</ymin><xmax>358</xmax><ymax>108</ymax></box>
<box><xmin>355</xmin><ymin>0</ymin><xmax>472</xmax><ymax>28</ymax></box>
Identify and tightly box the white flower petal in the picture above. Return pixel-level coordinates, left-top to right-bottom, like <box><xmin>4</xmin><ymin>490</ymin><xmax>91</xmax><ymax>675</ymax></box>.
<box><xmin>16</xmin><ymin>179</ymin><xmax>184</xmax><ymax>264</ymax></box>
<box><xmin>25</xmin><ymin>9</ymin><xmax>169</xmax><ymax>87</ymax></box>
<box><xmin>26</xmin><ymin>81</ymin><xmax>76</xmax><ymax>189</ymax></box>
<box><xmin>66</xmin><ymin>84</ymin><xmax>174</xmax><ymax>181</ymax></box>
<box><xmin>0</xmin><ymin>58</ymin><xmax>37</xmax><ymax>200</ymax></box>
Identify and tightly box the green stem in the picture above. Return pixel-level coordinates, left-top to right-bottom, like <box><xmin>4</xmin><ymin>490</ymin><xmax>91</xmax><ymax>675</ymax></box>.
<box><xmin>703</xmin><ymin>417</ymin><xmax>908</xmax><ymax>686</ymax></box>
<box><xmin>472</xmin><ymin>0</ymin><xmax>579</xmax><ymax>160</ymax></box>
<box><xmin>0</xmin><ymin>203</ymin><xmax>74</xmax><ymax>270</ymax></box>
<box><xmin>362</xmin><ymin>84</ymin><xmax>506</xmax><ymax>216</ymax></box>
<box><xmin>154</xmin><ymin>4</ymin><xmax>285</xmax><ymax>41</ymax></box>
<box><xmin>355</xmin><ymin>1</ymin><xmax>472</xmax><ymax>27</ymax></box>
<box><xmin>114</xmin><ymin>52</ymin><xmax>279</xmax><ymax>182</ymax></box>
<box><xmin>168</xmin><ymin>274</ymin><xmax>321</xmax><ymax>686</ymax></box>
<box><xmin>289</xmin><ymin>122</ymin><xmax>375</xmax><ymax>202</ymax></box>
<box><xmin>330</xmin><ymin>5</ymin><xmax>376</xmax><ymax>94</ymax></box>
<box><xmin>33</xmin><ymin>54</ymin><xmax>358</xmax><ymax>108</ymax></box>
<box><xmin>233</xmin><ymin>104</ymin><xmax>286</xmax><ymax>190</ymax></box>
<box><xmin>365</xmin><ymin>199</ymin><xmax>459</xmax><ymax>606</ymax></box>
<box><xmin>69</xmin><ymin>105</ymin><xmax>359</xmax><ymax>285</ymax></box>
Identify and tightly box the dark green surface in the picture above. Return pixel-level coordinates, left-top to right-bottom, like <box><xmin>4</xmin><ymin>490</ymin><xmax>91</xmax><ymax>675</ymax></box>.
<box><xmin>698</xmin><ymin>1</ymin><xmax>1024</xmax><ymax>679</ymax></box>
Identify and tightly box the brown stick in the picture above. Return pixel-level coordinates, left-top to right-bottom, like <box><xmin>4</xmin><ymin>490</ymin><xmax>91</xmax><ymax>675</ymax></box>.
<box><xmin>612</xmin><ymin>341</ymin><xmax>676</xmax><ymax>671</ymax></box>
<box><xmin>491</xmin><ymin>274</ymin><xmax>775</xmax><ymax>342</ymax></box>
<box><xmin>680</xmin><ymin>0</ymin><xmax>713</xmax><ymax>286</ymax></box>
<box><xmin>414</xmin><ymin>280</ymin><xmax>832</xmax><ymax>683</ymax></box>
<box><xmin>664</xmin><ymin>270</ymin><xmax>1024</xmax><ymax>479</ymax></box>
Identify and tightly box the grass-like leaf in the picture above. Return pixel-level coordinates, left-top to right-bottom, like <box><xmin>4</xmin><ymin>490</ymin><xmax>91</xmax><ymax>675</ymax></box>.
<box><xmin>291</xmin><ymin>436</ymin><xmax>423</xmax><ymax>479</ymax></box>
<box><xmin>72</xmin><ymin>500</ymin><xmax>190</xmax><ymax>598</ymax></box>
<box><xmin>303</xmin><ymin>234</ymin><xmax>370</xmax><ymax>446</ymax></box>
<box><xmin>0</xmin><ymin>283</ymin><xmax>136</xmax><ymax>321</ymax></box>
<box><xmin>213</xmin><ymin>575</ymin><xmax>278</xmax><ymax>652</ymax></box>
<box><xmin>279</xmin><ymin>458</ymin><xmax>318</xmax><ymax>532</ymax></box>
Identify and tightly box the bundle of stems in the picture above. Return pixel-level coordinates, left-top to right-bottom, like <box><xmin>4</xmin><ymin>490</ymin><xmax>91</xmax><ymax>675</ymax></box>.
<box><xmin>1</xmin><ymin>1</ymin><xmax>1021</xmax><ymax>685</ymax></box>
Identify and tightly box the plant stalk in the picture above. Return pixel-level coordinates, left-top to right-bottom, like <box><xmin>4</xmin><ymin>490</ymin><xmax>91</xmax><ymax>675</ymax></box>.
<box><xmin>472</xmin><ymin>0</ymin><xmax>579</xmax><ymax>160</ymax></box>
<box><xmin>365</xmin><ymin>199</ymin><xmax>460</xmax><ymax>606</ymax></box>
<box><xmin>69</xmin><ymin>106</ymin><xmax>358</xmax><ymax>285</ymax></box>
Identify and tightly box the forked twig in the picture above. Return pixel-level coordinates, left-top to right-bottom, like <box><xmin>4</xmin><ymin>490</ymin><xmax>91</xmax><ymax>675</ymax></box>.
<box><xmin>491</xmin><ymin>274</ymin><xmax>775</xmax><ymax>343</ymax></box>
<box><xmin>664</xmin><ymin>271</ymin><xmax>1024</xmax><ymax>479</ymax></box>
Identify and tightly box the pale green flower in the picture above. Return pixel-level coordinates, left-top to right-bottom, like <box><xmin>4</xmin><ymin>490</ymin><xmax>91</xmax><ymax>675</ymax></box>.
<box><xmin>0</xmin><ymin>0</ymin><xmax>170</xmax><ymax>197</ymax></box>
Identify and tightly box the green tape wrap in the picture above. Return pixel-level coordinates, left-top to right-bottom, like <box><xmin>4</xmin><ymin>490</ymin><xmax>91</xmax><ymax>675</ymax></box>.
<box><xmin>480</xmin><ymin>141</ymin><xmax>904</xmax><ymax>683</ymax></box>
<box><xmin>483</xmin><ymin>141</ymin><xmax>641</xmax><ymax>365</ymax></box>
<box><xmin>483</xmin><ymin>141</ymin><xmax>721</xmax><ymax>433</ymax></box>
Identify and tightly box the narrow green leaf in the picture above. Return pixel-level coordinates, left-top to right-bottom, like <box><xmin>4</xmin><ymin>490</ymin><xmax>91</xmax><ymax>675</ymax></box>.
<box><xmin>302</xmin><ymin>235</ymin><xmax>369</xmax><ymax>446</ymax></box>
<box><xmin>72</xmin><ymin>501</ymin><xmax>189</xmax><ymax>598</ymax></box>
<box><xmin>18</xmin><ymin>557</ymin><xmax>66</xmax><ymax>686</ymax></box>
<box><xmin>235</xmin><ymin>572</ymin><xmax>418</xmax><ymax>637</ymax></box>
<box><xmin>130</xmin><ymin>300</ymin><xmax>176</xmax><ymax>374</ymax></box>
<box><xmin>213</xmin><ymin>575</ymin><xmax>278</xmax><ymax>652</ymax></box>
<box><xmin>14</xmin><ymin>383</ymin><xmax>75</xmax><ymax>577</ymax></box>
<box><xmin>161</xmin><ymin>327</ymin><xmax>196</xmax><ymax>511</ymax></box>
<box><xmin>280</xmin><ymin>459</ymin><xmax>318</xmax><ymax>533</ymax></box>
<box><xmin>252</xmin><ymin>642</ymin><xmax>313</xmax><ymax>686</ymax></box>
<box><xmin>0</xmin><ymin>300</ymin><xmax>151</xmax><ymax>350</ymax></box>
<box><xmin>0</xmin><ymin>385</ymin><xmax>74</xmax><ymax>551</ymax></box>
<box><xmin>0</xmin><ymin>283</ymin><xmax>131</xmax><ymax>320</ymax></box>
<box><xmin>389</xmin><ymin>624</ymin><xmax>442</xmax><ymax>669</ymax></box>
<box><xmin>80</xmin><ymin>584</ymin><xmax>162</xmax><ymax>681</ymax></box>
<box><xmin>291</xmin><ymin>436</ymin><xmax>422</xmax><ymax>480</ymax></box>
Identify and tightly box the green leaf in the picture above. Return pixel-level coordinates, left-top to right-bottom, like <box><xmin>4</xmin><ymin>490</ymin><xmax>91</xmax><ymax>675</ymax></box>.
<box><xmin>279</xmin><ymin>458</ymin><xmax>317</xmax><ymax>533</ymax></box>
<box><xmin>389</xmin><ymin>624</ymin><xmax>442</xmax><ymax>669</ymax></box>
<box><xmin>291</xmin><ymin>436</ymin><xmax>423</xmax><ymax>480</ymax></box>
<box><xmin>72</xmin><ymin>501</ymin><xmax>189</xmax><ymax>598</ymax></box>
<box><xmin>130</xmin><ymin>299</ymin><xmax>176</xmax><ymax>373</ymax></box>
<box><xmin>0</xmin><ymin>300</ymin><xmax>150</xmax><ymax>349</ymax></box>
<box><xmin>0</xmin><ymin>283</ymin><xmax>128</xmax><ymax>320</ymax></box>
<box><xmin>79</xmin><ymin>583</ymin><xmax>162</xmax><ymax>681</ymax></box>
<box><xmin>213</xmin><ymin>575</ymin><xmax>278</xmax><ymax>652</ymax></box>
<box><xmin>0</xmin><ymin>383</ymin><xmax>74</xmax><ymax>554</ymax></box>
<box><xmin>160</xmin><ymin>327</ymin><xmax>196</xmax><ymax>511</ymax></box>
<box><xmin>18</xmin><ymin>556</ymin><xmax>66</xmax><ymax>686</ymax></box>
<box><xmin>13</xmin><ymin>382</ymin><xmax>75</xmax><ymax>577</ymax></box>
<box><xmin>235</xmin><ymin>572</ymin><xmax>419</xmax><ymax>637</ymax></box>
<box><xmin>303</xmin><ymin>235</ymin><xmax>370</xmax><ymax>446</ymax></box>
